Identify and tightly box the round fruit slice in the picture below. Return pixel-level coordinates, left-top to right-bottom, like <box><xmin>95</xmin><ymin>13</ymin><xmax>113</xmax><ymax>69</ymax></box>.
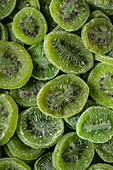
<box><xmin>94</xmin><ymin>137</ymin><xmax>113</xmax><ymax>162</ymax></box>
<box><xmin>52</xmin><ymin>132</ymin><xmax>94</xmax><ymax>170</ymax></box>
<box><xmin>6</xmin><ymin>133</ymin><xmax>45</xmax><ymax>162</ymax></box>
<box><xmin>10</xmin><ymin>78</ymin><xmax>47</xmax><ymax>107</ymax></box>
<box><xmin>50</xmin><ymin>0</ymin><xmax>90</xmax><ymax>32</ymax></box>
<box><xmin>0</xmin><ymin>93</ymin><xmax>18</xmax><ymax>146</ymax></box>
<box><xmin>89</xmin><ymin>10</ymin><xmax>111</xmax><ymax>22</ymax></box>
<box><xmin>0</xmin><ymin>0</ymin><xmax>16</xmax><ymax>20</ymax></box>
<box><xmin>0</xmin><ymin>22</ymin><xmax>8</xmax><ymax>41</ymax></box>
<box><xmin>0</xmin><ymin>41</ymin><xmax>33</xmax><ymax>89</ymax></box>
<box><xmin>87</xmin><ymin>63</ymin><xmax>113</xmax><ymax>109</ymax></box>
<box><xmin>44</xmin><ymin>31</ymin><xmax>94</xmax><ymax>75</ymax></box>
<box><xmin>37</xmin><ymin>74</ymin><xmax>89</xmax><ymax>118</ymax></box>
<box><xmin>87</xmin><ymin>163</ymin><xmax>113</xmax><ymax>170</ymax></box>
<box><xmin>76</xmin><ymin>106</ymin><xmax>113</xmax><ymax>143</ymax></box>
<box><xmin>12</xmin><ymin>7</ymin><xmax>47</xmax><ymax>45</ymax></box>
<box><xmin>27</xmin><ymin>42</ymin><xmax>59</xmax><ymax>80</ymax></box>
<box><xmin>81</xmin><ymin>18</ymin><xmax>113</xmax><ymax>55</ymax></box>
<box><xmin>0</xmin><ymin>157</ymin><xmax>31</xmax><ymax>169</ymax></box>
<box><xmin>34</xmin><ymin>152</ymin><xmax>55</xmax><ymax>170</ymax></box>
<box><xmin>17</xmin><ymin>0</ymin><xmax>40</xmax><ymax>11</ymax></box>
<box><xmin>16</xmin><ymin>107</ymin><xmax>64</xmax><ymax>149</ymax></box>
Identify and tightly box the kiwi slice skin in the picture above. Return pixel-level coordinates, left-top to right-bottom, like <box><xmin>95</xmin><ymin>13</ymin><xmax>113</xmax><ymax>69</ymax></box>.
<box><xmin>16</xmin><ymin>107</ymin><xmax>64</xmax><ymax>149</ymax></box>
<box><xmin>27</xmin><ymin>43</ymin><xmax>59</xmax><ymax>81</ymax></box>
<box><xmin>50</xmin><ymin>0</ymin><xmax>90</xmax><ymax>32</ymax></box>
<box><xmin>37</xmin><ymin>74</ymin><xmax>89</xmax><ymax>118</ymax></box>
<box><xmin>52</xmin><ymin>132</ymin><xmax>94</xmax><ymax>170</ymax></box>
<box><xmin>0</xmin><ymin>93</ymin><xmax>18</xmax><ymax>146</ymax></box>
<box><xmin>87</xmin><ymin>163</ymin><xmax>113</xmax><ymax>170</ymax></box>
<box><xmin>44</xmin><ymin>31</ymin><xmax>94</xmax><ymax>75</ymax></box>
<box><xmin>0</xmin><ymin>41</ymin><xmax>33</xmax><ymax>89</ymax></box>
<box><xmin>34</xmin><ymin>152</ymin><xmax>55</xmax><ymax>170</ymax></box>
<box><xmin>0</xmin><ymin>22</ymin><xmax>8</xmax><ymax>41</ymax></box>
<box><xmin>0</xmin><ymin>157</ymin><xmax>31</xmax><ymax>169</ymax></box>
<box><xmin>81</xmin><ymin>18</ymin><xmax>113</xmax><ymax>55</ymax></box>
<box><xmin>12</xmin><ymin>7</ymin><xmax>48</xmax><ymax>45</ymax></box>
<box><xmin>76</xmin><ymin>106</ymin><xmax>113</xmax><ymax>143</ymax></box>
<box><xmin>87</xmin><ymin>63</ymin><xmax>113</xmax><ymax>109</ymax></box>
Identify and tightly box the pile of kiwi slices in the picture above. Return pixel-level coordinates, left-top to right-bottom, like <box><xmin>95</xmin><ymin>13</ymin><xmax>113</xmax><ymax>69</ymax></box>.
<box><xmin>1</xmin><ymin>0</ymin><xmax>113</xmax><ymax>169</ymax></box>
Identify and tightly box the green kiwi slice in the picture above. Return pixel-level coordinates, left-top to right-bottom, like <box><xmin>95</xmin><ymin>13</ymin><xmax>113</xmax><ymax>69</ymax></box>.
<box><xmin>6</xmin><ymin>133</ymin><xmax>45</xmax><ymax>162</ymax></box>
<box><xmin>0</xmin><ymin>22</ymin><xmax>8</xmax><ymax>41</ymax></box>
<box><xmin>81</xmin><ymin>18</ymin><xmax>113</xmax><ymax>55</ymax></box>
<box><xmin>0</xmin><ymin>157</ymin><xmax>31</xmax><ymax>169</ymax></box>
<box><xmin>17</xmin><ymin>0</ymin><xmax>40</xmax><ymax>11</ymax></box>
<box><xmin>27</xmin><ymin>42</ymin><xmax>59</xmax><ymax>81</ymax></box>
<box><xmin>89</xmin><ymin>10</ymin><xmax>111</xmax><ymax>22</ymax></box>
<box><xmin>87</xmin><ymin>0</ymin><xmax>113</xmax><ymax>15</ymax></box>
<box><xmin>0</xmin><ymin>41</ymin><xmax>33</xmax><ymax>89</ymax></box>
<box><xmin>87</xmin><ymin>163</ymin><xmax>113</xmax><ymax>170</ymax></box>
<box><xmin>0</xmin><ymin>0</ymin><xmax>16</xmax><ymax>20</ymax></box>
<box><xmin>50</xmin><ymin>0</ymin><xmax>90</xmax><ymax>32</ymax></box>
<box><xmin>64</xmin><ymin>99</ymin><xmax>98</xmax><ymax>130</ymax></box>
<box><xmin>16</xmin><ymin>107</ymin><xmax>64</xmax><ymax>149</ymax></box>
<box><xmin>12</xmin><ymin>7</ymin><xmax>47</xmax><ymax>45</ymax></box>
<box><xmin>34</xmin><ymin>152</ymin><xmax>55</xmax><ymax>170</ymax></box>
<box><xmin>76</xmin><ymin>106</ymin><xmax>113</xmax><ymax>143</ymax></box>
<box><xmin>10</xmin><ymin>78</ymin><xmax>46</xmax><ymax>107</ymax></box>
<box><xmin>6</xmin><ymin>22</ymin><xmax>24</xmax><ymax>45</ymax></box>
<box><xmin>87</xmin><ymin>63</ymin><xmax>113</xmax><ymax>109</ymax></box>
<box><xmin>44</xmin><ymin>31</ymin><xmax>94</xmax><ymax>75</ymax></box>
<box><xmin>0</xmin><ymin>93</ymin><xmax>18</xmax><ymax>146</ymax></box>
<box><xmin>52</xmin><ymin>132</ymin><xmax>94</xmax><ymax>170</ymax></box>
<box><xmin>37</xmin><ymin>74</ymin><xmax>89</xmax><ymax>118</ymax></box>
<box><xmin>94</xmin><ymin>137</ymin><xmax>113</xmax><ymax>163</ymax></box>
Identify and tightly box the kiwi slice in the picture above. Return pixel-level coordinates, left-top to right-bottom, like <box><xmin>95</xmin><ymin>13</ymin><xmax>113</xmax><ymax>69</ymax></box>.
<box><xmin>0</xmin><ymin>93</ymin><xmax>18</xmax><ymax>146</ymax></box>
<box><xmin>64</xmin><ymin>99</ymin><xmax>98</xmax><ymax>130</ymax></box>
<box><xmin>0</xmin><ymin>22</ymin><xmax>8</xmax><ymax>41</ymax></box>
<box><xmin>81</xmin><ymin>18</ymin><xmax>113</xmax><ymax>55</ymax></box>
<box><xmin>94</xmin><ymin>137</ymin><xmax>113</xmax><ymax>163</ymax></box>
<box><xmin>0</xmin><ymin>41</ymin><xmax>33</xmax><ymax>89</ymax></box>
<box><xmin>0</xmin><ymin>0</ymin><xmax>16</xmax><ymax>20</ymax></box>
<box><xmin>52</xmin><ymin>132</ymin><xmax>94</xmax><ymax>170</ymax></box>
<box><xmin>50</xmin><ymin>0</ymin><xmax>90</xmax><ymax>32</ymax></box>
<box><xmin>12</xmin><ymin>7</ymin><xmax>47</xmax><ymax>45</ymax></box>
<box><xmin>16</xmin><ymin>107</ymin><xmax>64</xmax><ymax>149</ymax></box>
<box><xmin>17</xmin><ymin>0</ymin><xmax>40</xmax><ymax>11</ymax></box>
<box><xmin>10</xmin><ymin>78</ymin><xmax>46</xmax><ymax>107</ymax></box>
<box><xmin>76</xmin><ymin>106</ymin><xmax>113</xmax><ymax>143</ymax></box>
<box><xmin>89</xmin><ymin>10</ymin><xmax>111</xmax><ymax>22</ymax></box>
<box><xmin>34</xmin><ymin>152</ymin><xmax>55</xmax><ymax>170</ymax></box>
<box><xmin>87</xmin><ymin>163</ymin><xmax>113</xmax><ymax>170</ymax></box>
<box><xmin>87</xmin><ymin>63</ymin><xmax>113</xmax><ymax>109</ymax></box>
<box><xmin>37</xmin><ymin>74</ymin><xmax>89</xmax><ymax>118</ymax></box>
<box><xmin>0</xmin><ymin>157</ymin><xmax>31</xmax><ymax>169</ymax></box>
<box><xmin>27</xmin><ymin>43</ymin><xmax>59</xmax><ymax>81</ymax></box>
<box><xmin>87</xmin><ymin>0</ymin><xmax>113</xmax><ymax>16</ymax></box>
<box><xmin>44</xmin><ymin>31</ymin><xmax>94</xmax><ymax>75</ymax></box>
<box><xmin>6</xmin><ymin>22</ymin><xmax>24</xmax><ymax>45</ymax></box>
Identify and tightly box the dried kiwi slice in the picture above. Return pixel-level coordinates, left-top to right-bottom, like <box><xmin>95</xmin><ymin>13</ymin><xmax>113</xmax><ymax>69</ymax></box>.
<box><xmin>0</xmin><ymin>0</ymin><xmax>16</xmax><ymax>20</ymax></box>
<box><xmin>52</xmin><ymin>132</ymin><xmax>94</xmax><ymax>170</ymax></box>
<box><xmin>34</xmin><ymin>152</ymin><xmax>55</xmax><ymax>170</ymax></box>
<box><xmin>81</xmin><ymin>18</ymin><xmax>113</xmax><ymax>55</ymax></box>
<box><xmin>0</xmin><ymin>157</ymin><xmax>31</xmax><ymax>169</ymax></box>
<box><xmin>17</xmin><ymin>0</ymin><xmax>40</xmax><ymax>11</ymax></box>
<box><xmin>44</xmin><ymin>31</ymin><xmax>94</xmax><ymax>75</ymax></box>
<box><xmin>87</xmin><ymin>63</ymin><xmax>113</xmax><ymax>109</ymax></box>
<box><xmin>76</xmin><ymin>106</ymin><xmax>113</xmax><ymax>143</ymax></box>
<box><xmin>10</xmin><ymin>78</ymin><xmax>46</xmax><ymax>107</ymax></box>
<box><xmin>87</xmin><ymin>163</ymin><xmax>113</xmax><ymax>170</ymax></box>
<box><xmin>0</xmin><ymin>93</ymin><xmax>18</xmax><ymax>146</ymax></box>
<box><xmin>27</xmin><ymin>43</ymin><xmax>59</xmax><ymax>80</ymax></box>
<box><xmin>6</xmin><ymin>133</ymin><xmax>45</xmax><ymax>162</ymax></box>
<box><xmin>0</xmin><ymin>41</ymin><xmax>33</xmax><ymax>89</ymax></box>
<box><xmin>16</xmin><ymin>107</ymin><xmax>64</xmax><ymax>149</ymax></box>
<box><xmin>0</xmin><ymin>22</ymin><xmax>8</xmax><ymax>41</ymax></box>
<box><xmin>89</xmin><ymin>10</ymin><xmax>111</xmax><ymax>22</ymax></box>
<box><xmin>37</xmin><ymin>74</ymin><xmax>89</xmax><ymax>118</ymax></box>
<box><xmin>50</xmin><ymin>0</ymin><xmax>90</xmax><ymax>32</ymax></box>
<box><xmin>12</xmin><ymin>7</ymin><xmax>47</xmax><ymax>45</ymax></box>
